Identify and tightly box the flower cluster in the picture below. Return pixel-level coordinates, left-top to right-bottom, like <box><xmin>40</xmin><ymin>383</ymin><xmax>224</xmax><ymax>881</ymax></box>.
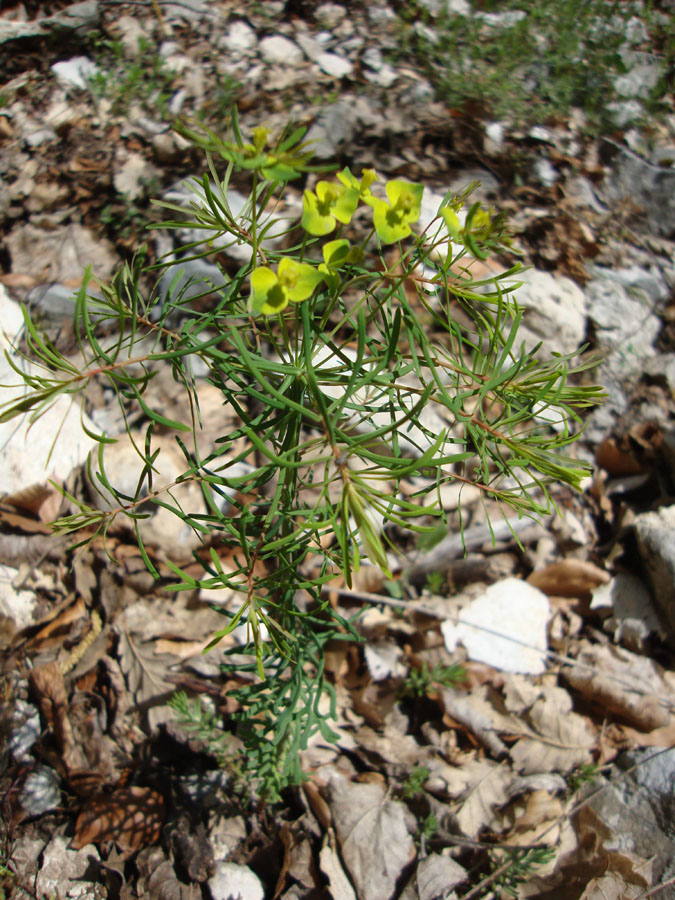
<box><xmin>248</xmin><ymin>165</ymin><xmax>503</xmax><ymax>315</ymax></box>
<box><xmin>249</xmin><ymin>167</ymin><xmax>425</xmax><ymax>315</ymax></box>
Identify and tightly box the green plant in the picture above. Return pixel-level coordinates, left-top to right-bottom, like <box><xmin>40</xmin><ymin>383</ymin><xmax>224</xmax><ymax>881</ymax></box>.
<box><xmin>399</xmin><ymin>764</ymin><xmax>431</xmax><ymax>799</ymax></box>
<box><xmin>401</xmin><ymin>661</ymin><xmax>467</xmax><ymax>698</ymax></box>
<box><xmin>100</xmin><ymin>196</ymin><xmax>151</xmax><ymax>241</ymax></box>
<box><xmin>487</xmin><ymin>846</ymin><xmax>556</xmax><ymax>897</ymax></box>
<box><xmin>567</xmin><ymin>761</ymin><xmax>600</xmax><ymax>793</ymax></box>
<box><xmin>396</xmin><ymin>0</ymin><xmax>669</xmax><ymax>130</ymax></box>
<box><xmin>167</xmin><ymin>691</ymin><xmax>235</xmax><ymax>765</ymax></box>
<box><xmin>0</xmin><ymin>110</ymin><xmax>603</xmax><ymax>798</ymax></box>
<box><xmin>418</xmin><ymin>813</ymin><xmax>438</xmax><ymax>843</ymax></box>
<box><xmin>87</xmin><ymin>35</ymin><xmax>175</xmax><ymax>117</ymax></box>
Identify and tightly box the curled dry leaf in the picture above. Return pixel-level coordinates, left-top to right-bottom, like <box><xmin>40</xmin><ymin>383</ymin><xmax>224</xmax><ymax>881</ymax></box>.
<box><xmin>563</xmin><ymin>643</ymin><xmax>672</xmax><ymax>731</ymax></box>
<box><xmin>527</xmin><ymin>558</ymin><xmax>609</xmax><ymax>599</ymax></box>
<box><xmin>72</xmin><ymin>786</ymin><xmax>165</xmax><ymax>852</ymax></box>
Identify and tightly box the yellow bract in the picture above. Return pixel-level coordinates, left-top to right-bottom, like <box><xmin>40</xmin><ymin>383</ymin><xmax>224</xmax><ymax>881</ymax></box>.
<box><xmin>249</xmin><ymin>258</ymin><xmax>322</xmax><ymax>315</ymax></box>
<box><xmin>371</xmin><ymin>179</ymin><xmax>424</xmax><ymax>244</ymax></box>
<box><xmin>301</xmin><ymin>180</ymin><xmax>360</xmax><ymax>235</ymax></box>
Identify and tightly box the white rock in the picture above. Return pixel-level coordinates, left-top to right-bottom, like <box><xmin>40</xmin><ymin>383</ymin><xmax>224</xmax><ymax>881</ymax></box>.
<box><xmin>363</xmin><ymin>63</ymin><xmax>397</xmax><ymax>87</ymax></box>
<box><xmin>295</xmin><ymin>32</ymin><xmax>324</xmax><ymax>61</ymax></box>
<box><xmin>445</xmin><ymin>0</ymin><xmax>471</xmax><ymax>12</ymax></box>
<box><xmin>316</xmin><ymin>52</ymin><xmax>353</xmax><ymax>78</ymax></box>
<box><xmin>419</xmin><ymin>0</ymin><xmax>470</xmax><ymax>14</ymax></box>
<box><xmin>87</xmin><ymin>434</ymin><xmax>207</xmax><ymax>559</ymax></box>
<box><xmin>115</xmin><ymin>15</ymin><xmax>147</xmax><ymax>56</ymax></box>
<box><xmin>585</xmin><ymin>276</ymin><xmax>660</xmax><ymax>372</ymax></box>
<box><xmin>634</xmin><ymin>505</ymin><xmax>675</xmax><ymax>647</ymax></box>
<box><xmin>0</xmin><ymin>565</ymin><xmax>38</xmax><ymax>630</ymax></box>
<box><xmin>20</xmin><ymin>765</ymin><xmax>62</xmax><ymax>817</ymax></box>
<box><xmin>0</xmin><ymin>285</ymin><xmax>25</xmax><ymax>350</ymax></box>
<box><xmin>441</xmin><ymin>578</ymin><xmax>550</xmax><ymax>674</ymax></box>
<box><xmin>364</xmin><ymin>643</ymin><xmax>407</xmax><ymax>681</ymax></box>
<box><xmin>509</xmin><ymin>268</ymin><xmax>587</xmax><ymax>358</ymax></box>
<box><xmin>533</xmin><ymin>158</ymin><xmax>559</xmax><ymax>187</ymax></box>
<box><xmin>614</xmin><ymin>63</ymin><xmax>662</xmax><ymax>99</ymax></box>
<box><xmin>315</xmin><ymin>3</ymin><xmax>347</xmax><ymax>27</ymax></box>
<box><xmin>478</xmin><ymin>10</ymin><xmax>527</xmax><ymax>27</ymax></box>
<box><xmin>0</xmin><ymin>289</ymin><xmax>98</xmax><ymax>496</ymax></box>
<box><xmin>484</xmin><ymin>121</ymin><xmax>505</xmax><ymax>152</ymax></box>
<box><xmin>367</xmin><ymin>5</ymin><xmax>397</xmax><ymax>25</ymax></box>
<box><xmin>50</xmin><ymin>56</ymin><xmax>98</xmax><ymax>90</ymax></box>
<box><xmin>606</xmin><ymin>99</ymin><xmax>644</xmax><ymax>128</ymax></box>
<box><xmin>208</xmin><ymin>862</ymin><xmax>265</xmax><ymax>900</ymax></box>
<box><xmin>36</xmin><ymin>836</ymin><xmax>100</xmax><ymax>900</ymax></box>
<box><xmin>591</xmin><ymin>573</ymin><xmax>660</xmax><ymax>651</ymax></box>
<box><xmin>113</xmin><ymin>151</ymin><xmax>160</xmax><ymax>199</ymax></box>
<box><xmin>222</xmin><ymin>20</ymin><xmax>257</xmax><ymax>54</ymax></box>
<box><xmin>259</xmin><ymin>35</ymin><xmax>303</xmax><ymax>66</ymax></box>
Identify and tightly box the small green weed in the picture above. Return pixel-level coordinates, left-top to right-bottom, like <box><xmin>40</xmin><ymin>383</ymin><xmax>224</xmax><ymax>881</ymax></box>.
<box><xmin>400</xmin><ymin>661</ymin><xmax>467</xmax><ymax>699</ymax></box>
<box><xmin>417</xmin><ymin>813</ymin><xmax>438</xmax><ymax>843</ymax></box>
<box><xmin>87</xmin><ymin>35</ymin><xmax>175</xmax><ymax>117</ymax></box>
<box><xmin>488</xmin><ymin>846</ymin><xmax>556</xmax><ymax>896</ymax></box>
<box><xmin>100</xmin><ymin>197</ymin><xmax>150</xmax><ymax>241</ymax></box>
<box><xmin>567</xmin><ymin>762</ymin><xmax>600</xmax><ymax>793</ymax></box>
<box><xmin>399</xmin><ymin>764</ymin><xmax>431</xmax><ymax>799</ymax></box>
<box><xmin>167</xmin><ymin>690</ymin><xmax>236</xmax><ymax>767</ymax></box>
<box><xmin>5</xmin><ymin>110</ymin><xmax>603</xmax><ymax>799</ymax></box>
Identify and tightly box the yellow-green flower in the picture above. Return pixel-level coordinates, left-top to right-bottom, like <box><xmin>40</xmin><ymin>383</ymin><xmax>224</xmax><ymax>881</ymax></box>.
<box><xmin>318</xmin><ymin>239</ymin><xmax>351</xmax><ymax>290</ymax></box>
<box><xmin>371</xmin><ymin>179</ymin><xmax>424</xmax><ymax>244</ymax></box>
<box><xmin>301</xmin><ymin>180</ymin><xmax>359</xmax><ymax>236</ymax></box>
<box><xmin>337</xmin><ymin>166</ymin><xmax>378</xmax><ymax>204</ymax></box>
<box><xmin>249</xmin><ymin>257</ymin><xmax>323</xmax><ymax>315</ymax></box>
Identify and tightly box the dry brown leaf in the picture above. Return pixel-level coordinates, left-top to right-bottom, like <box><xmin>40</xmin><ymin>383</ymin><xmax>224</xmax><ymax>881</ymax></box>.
<box><xmin>319</xmin><ymin>834</ymin><xmax>357</xmax><ymax>900</ymax></box>
<box><xmin>439</xmin><ymin>758</ymin><xmax>513</xmax><ymax>839</ymax></box>
<box><xmin>116</xmin><ymin>628</ymin><xmax>180</xmax><ymax>723</ymax></box>
<box><xmin>328</xmin><ymin>779</ymin><xmax>415</xmax><ymax>900</ymax></box>
<box><xmin>510</xmin><ymin>684</ymin><xmax>596</xmax><ymax>775</ymax></box>
<box><xmin>579</xmin><ymin>873</ymin><xmax>643</xmax><ymax>899</ymax></box>
<box><xmin>400</xmin><ymin>854</ymin><xmax>467</xmax><ymax>900</ymax></box>
<box><xmin>71</xmin><ymin>786</ymin><xmax>165</xmax><ymax>852</ymax></box>
<box><xmin>527</xmin><ymin>559</ymin><xmax>609</xmax><ymax>599</ymax></box>
<box><xmin>505</xmin><ymin>789</ymin><xmax>564</xmax><ymax>849</ymax></box>
<box><xmin>563</xmin><ymin>644</ymin><xmax>672</xmax><ymax>731</ymax></box>
<box><xmin>622</xmin><ymin>718</ymin><xmax>675</xmax><ymax>748</ymax></box>
<box><xmin>440</xmin><ymin>688</ymin><xmax>509</xmax><ymax>758</ymax></box>
<box><xmin>276</xmin><ymin>824</ymin><xmax>319</xmax><ymax>897</ymax></box>
<box><xmin>29</xmin><ymin>661</ymin><xmax>89</xmax><ymax>775</ymax></box>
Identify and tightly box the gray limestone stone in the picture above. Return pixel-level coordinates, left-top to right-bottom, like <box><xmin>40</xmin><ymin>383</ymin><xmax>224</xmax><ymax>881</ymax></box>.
<box><xmin>634</xmin><ymin>505</ymin><xmax>675</xmax><ymax>646</ymax></box>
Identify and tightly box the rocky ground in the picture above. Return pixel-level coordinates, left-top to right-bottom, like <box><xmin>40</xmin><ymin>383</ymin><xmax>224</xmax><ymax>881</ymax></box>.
<box><xmin>1</xmin><ymin>0</ymin><xmax>675</xmax><ymax>898</ymax></box>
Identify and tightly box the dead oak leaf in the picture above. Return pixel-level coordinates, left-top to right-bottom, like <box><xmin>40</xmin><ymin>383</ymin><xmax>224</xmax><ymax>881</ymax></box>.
<box><xmin>72</xmin><ymin>786</ymin><xmax>165</xmax><ymax>852</ymax></box>
<box><xmin>328</xmin><ymin>779</ymin><xmax>415</xmax><ymax>900</ymax></box>
<box><xmin>510</xmin><ymin>684</ymin><xmax>596</xmax><ymax>775</ymax></box>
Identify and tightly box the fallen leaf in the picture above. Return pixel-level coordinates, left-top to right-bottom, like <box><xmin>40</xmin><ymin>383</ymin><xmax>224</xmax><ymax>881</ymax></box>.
<box><xmin>451</xmin><ymin>759</ymin><xmax>512</xmax><ymax>839</ymax></box>
<box><xmin>527</xmin><ymin>559</ymin><xmax>609</xmax><ymax>599</ymax></box>
<box><xmin>319</xmin><ymin>834</ymin><xmax>357</xmax><ymax>900</ymax></box>
<box><xmin>72</xmin><ymin>786</ymin><xmax>165</xmax><ymax>852</ymax></box>
<box><xmin>510</xmin><ymin>684</ymin><xmax>596</xmax><ymax>775</ymax></box>
<box><xmin>563</xmin><ymin>644</ymin><xmax>671</xmax><ymax>731</ymax></box>
<box><xmin>328</xmin><ymin>779</ymin><xmax>415</xmax><ymax>900</ymax></box>
<box><xmin>400</xmin><ymin>854</ymin><xmax>467</xmax><ymax>900</ymax></box>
